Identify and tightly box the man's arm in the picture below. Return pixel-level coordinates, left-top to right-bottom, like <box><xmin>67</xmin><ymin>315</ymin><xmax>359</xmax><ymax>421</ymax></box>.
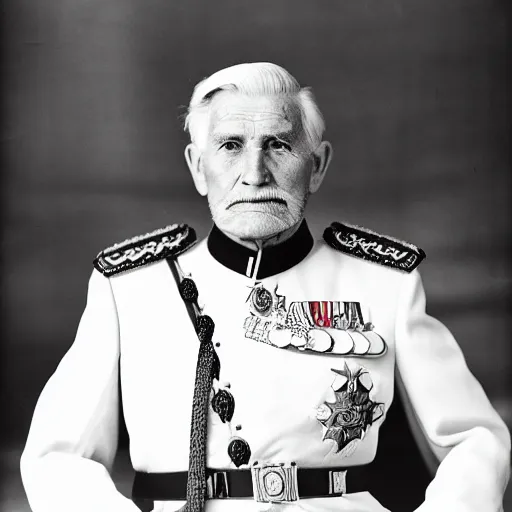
<box><xmin>20</xmin><ymin>270</ymin><xmax>140</xmax><ymax>512</ymax></box>
<box><xmin>394</xmin><ymin>270</ymin><xmax>510</xmax><ymax>512</ymax></box>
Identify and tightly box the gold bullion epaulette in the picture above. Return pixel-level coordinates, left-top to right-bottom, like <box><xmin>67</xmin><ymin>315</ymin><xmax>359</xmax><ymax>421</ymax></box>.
<box><xmin>93</xmin><ymin>224</ymin><xmax>196</xmax><ymax>277</ymax></box>
<box><xmin>323</xmin><ymin>221</ymin><xmax>425</xmax><ymax>273</ymax></box>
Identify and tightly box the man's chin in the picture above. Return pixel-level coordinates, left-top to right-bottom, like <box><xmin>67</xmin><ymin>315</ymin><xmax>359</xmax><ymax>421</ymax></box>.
<box><xmin>215</xmin><ymin>212</ymin><xmax>295</xmax><ymax>243</ymax></box>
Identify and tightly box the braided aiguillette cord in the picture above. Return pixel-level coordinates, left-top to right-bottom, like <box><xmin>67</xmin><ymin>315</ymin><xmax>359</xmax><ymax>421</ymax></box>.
<box><xmin>166</xmin><ymin>258</ymin><xmax>217</xmax><ymax>512</ymax></box>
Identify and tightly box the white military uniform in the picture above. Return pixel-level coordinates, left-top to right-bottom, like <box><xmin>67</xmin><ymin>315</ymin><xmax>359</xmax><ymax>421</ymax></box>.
<box><xmin>20</xmin><ymin>222</ymin><xmax>511</xmax><ymax>512</ymax></box>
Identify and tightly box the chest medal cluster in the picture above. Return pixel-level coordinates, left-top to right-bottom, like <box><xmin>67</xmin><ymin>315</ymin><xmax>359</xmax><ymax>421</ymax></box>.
<box><xmin>243</xmin><ymin>284</ymin><xmax>387</xmax><ymax>357</ymax></box>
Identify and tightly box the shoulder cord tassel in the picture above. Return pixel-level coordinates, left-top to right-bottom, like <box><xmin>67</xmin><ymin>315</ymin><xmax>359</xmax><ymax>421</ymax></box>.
<box><xmin>179</xmin><ymin>333</ymin><xmax>214</xmax><ymax>512</ymax></box>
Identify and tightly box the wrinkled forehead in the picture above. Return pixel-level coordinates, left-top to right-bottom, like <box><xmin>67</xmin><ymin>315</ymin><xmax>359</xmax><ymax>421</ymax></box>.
<box><xmin>207</xmin><ymin>91</ymin><xmax>303</xmax><ymax>139</ymax></box>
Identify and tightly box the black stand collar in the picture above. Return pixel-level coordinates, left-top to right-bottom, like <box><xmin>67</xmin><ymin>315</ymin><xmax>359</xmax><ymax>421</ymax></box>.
<box><xmin>207</xmin><ymin>220</ymin><xmax>314</xmax><ymax>279</ymax></box>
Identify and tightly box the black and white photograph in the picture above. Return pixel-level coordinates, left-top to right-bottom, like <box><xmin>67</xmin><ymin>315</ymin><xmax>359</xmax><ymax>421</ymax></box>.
<box><xmin>1</xmin><ymin>1</ymin><xmax>511</xmax><ymax>511</ymax></box>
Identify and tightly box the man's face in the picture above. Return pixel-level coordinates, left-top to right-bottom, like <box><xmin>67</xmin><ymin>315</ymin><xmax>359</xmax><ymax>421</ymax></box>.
<box><xmin>186</xmin><ymin>91</ymin><xmax>328</xmax><ymax>243</ymax></box>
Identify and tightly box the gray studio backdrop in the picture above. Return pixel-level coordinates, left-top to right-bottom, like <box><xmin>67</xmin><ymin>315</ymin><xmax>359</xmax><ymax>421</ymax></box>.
<box><xmin>2</xmin><ymin>0</ymin><xmax>510</xmax><ymax>450</ymax></box>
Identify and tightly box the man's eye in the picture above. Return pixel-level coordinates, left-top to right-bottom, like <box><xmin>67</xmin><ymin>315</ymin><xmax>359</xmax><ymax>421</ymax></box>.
<box><xmin>267</xmin><ymin>139</ymin><xmax>290</xmax><ymax>151</ymax></box>
<box><xmin>221</xmin><ymin>141</ymin><xmax>241</xmax><ymax>151</ymax></box>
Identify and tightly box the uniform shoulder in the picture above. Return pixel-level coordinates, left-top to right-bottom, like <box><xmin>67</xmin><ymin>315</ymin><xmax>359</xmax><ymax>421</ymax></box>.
<box><xmin>322</xmin><ymin>221</ymin><xmax>425</xmax><ymax>273</ymax></box>
<box><xmin>93</xmin><ymin>223</ymin><xmax>196</xmax><ymax>277</ymax></box>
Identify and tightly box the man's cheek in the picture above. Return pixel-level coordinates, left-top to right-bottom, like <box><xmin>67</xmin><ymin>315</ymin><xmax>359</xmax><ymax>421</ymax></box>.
<box><xmin>207</xmin><ymin>184</ymin><xmax>232</xmax><ymax>210</ymax></box>
<box><xmin>205</xmin><ymin>173</ymin><xmax>227</xmax><ymax>194</ymax></box>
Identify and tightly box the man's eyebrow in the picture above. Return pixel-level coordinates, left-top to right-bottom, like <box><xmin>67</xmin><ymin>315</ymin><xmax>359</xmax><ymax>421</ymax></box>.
<box><xmin>211</xmin><ymin>130</ymin><xmax>297</xmax><ymax>145</ymax></box>
<box><xmin>211</xmin><ymin>134</ymin><xmax>245</xmax><ymax>144</ymax></box>
<box><xmin>270</xmin><ymin>130</ymin><xmax>296</xmax><ymax>142</ymax></box>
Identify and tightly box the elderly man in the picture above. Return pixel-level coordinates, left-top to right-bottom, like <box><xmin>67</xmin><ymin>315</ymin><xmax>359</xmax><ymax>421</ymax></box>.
<box><xmin>21</xmin><ymin>63</ymin><xmax>510</xmax><ymax>512</ymax></box>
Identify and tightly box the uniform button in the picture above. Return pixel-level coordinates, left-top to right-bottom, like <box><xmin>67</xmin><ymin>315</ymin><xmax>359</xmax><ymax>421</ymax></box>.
<box><xmin>228</xmin><ymin>437</ymin><xmax>251</xmax><ymax>467</ymax></box>
<box><xmin>215</xmin><ymin>342</ymin><xmax>221</xmax><ymax>347</ymax></box>
<box><xmin>211</xmin><ymin>389</ymin><xmax>235</xmax><ymax>423</ymax></box>
<box><xmin>235</xmin><ymin>424</ymin><xmax>242</xmax><ymax>431</ymax></box>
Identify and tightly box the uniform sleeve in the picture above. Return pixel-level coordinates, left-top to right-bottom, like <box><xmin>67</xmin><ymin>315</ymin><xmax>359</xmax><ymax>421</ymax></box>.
<box><xmin>20</xmin><ymin>270</ymin><xmax>140</xmax><ymax>512</ymax></box>
<box><xmin>394</xmin><ymin>270</ymin><xmax>511</xmax><ymax>512</ymax></box>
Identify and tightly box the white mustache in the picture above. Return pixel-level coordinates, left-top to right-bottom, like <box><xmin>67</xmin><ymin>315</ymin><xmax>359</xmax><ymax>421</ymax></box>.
<box><xmin>227</xmin><ymin>193</ymin><xmax>288</xmax><ymax>208</ymax></box>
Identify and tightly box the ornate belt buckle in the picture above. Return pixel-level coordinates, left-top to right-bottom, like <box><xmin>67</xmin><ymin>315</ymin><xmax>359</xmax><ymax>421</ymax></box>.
<box><xmin>251</xmin><ymin>462</ymin><xmax>299</xmax><ymax>503</ymax></box>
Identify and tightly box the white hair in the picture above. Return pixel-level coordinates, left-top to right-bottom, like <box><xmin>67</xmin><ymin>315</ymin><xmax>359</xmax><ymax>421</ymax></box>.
<box><xmin>184</xmin><ymin>62</ymin><xmax>326</xmax><ymax>151</ymax></box>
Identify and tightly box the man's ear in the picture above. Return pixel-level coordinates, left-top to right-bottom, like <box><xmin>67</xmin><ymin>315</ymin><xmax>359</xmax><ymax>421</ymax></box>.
<box><xmin>309</xmin><ymin>140</ymin><xmax>333</xmax><ymax>194</ymax></box>
<box><xmin>184</xmin><ymin>143</ymin><xmax>208</xmax><ymax>197</ymax></box>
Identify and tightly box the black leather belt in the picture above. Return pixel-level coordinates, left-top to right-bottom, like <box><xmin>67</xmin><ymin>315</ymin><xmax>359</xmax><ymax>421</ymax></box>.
<box><xmin>132</xmin><ymin>465</ymin><xmax>369</xmax><ymax>511</ymax></box>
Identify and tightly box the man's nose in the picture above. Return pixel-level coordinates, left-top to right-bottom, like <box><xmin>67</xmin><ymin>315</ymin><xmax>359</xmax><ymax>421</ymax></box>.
<box><xmin>241</xmin><ymin>148</ymin><xmax>269</xmax><ymax>186</ymax></box>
